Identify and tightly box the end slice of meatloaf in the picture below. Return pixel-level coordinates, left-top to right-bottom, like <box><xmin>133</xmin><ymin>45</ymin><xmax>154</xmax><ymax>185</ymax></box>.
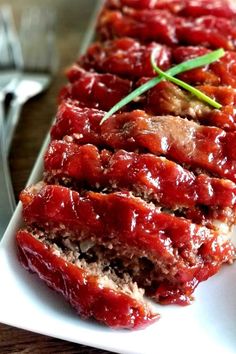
<box><xmin>19</xmin><ymin>183</ymin><xmax>236</xmax><ymax>305</ymax></box>
<box><xmin>16</xmin><ymin>228</ymin><xmax>158</xmax><ymax>329</ymax></box>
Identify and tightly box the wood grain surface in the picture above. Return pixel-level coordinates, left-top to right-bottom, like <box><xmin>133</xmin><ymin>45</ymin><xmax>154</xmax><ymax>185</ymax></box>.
<box><xmin>0</xmin><ymin>0</ymin><xmax>114</xmax><ymax>353</ymax></box>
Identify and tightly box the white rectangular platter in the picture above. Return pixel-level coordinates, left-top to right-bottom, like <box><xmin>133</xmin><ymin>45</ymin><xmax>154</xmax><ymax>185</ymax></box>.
<box><xmin>0</xmin><ymin>2</ymin><xmax>236</xmax><ymax>353</ymax></box>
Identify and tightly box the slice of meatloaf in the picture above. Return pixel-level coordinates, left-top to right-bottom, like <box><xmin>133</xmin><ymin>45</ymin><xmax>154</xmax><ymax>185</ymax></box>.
<box><xmin>19</xmin><ymin>183</ymin><xmax>236</xmax><ymax>305</ymax></box>
<box><xmin>80</xmin><ymin>40</ymin><xmax>236</xmax><ymax>88</ymax></box>
<box><xmin>79</xmin><ymin>37</ymin><xmax>172</xmax><ymax>79</ymax></box>
<box><xmin>146</xmin><ymin>81</ymin><xmax>236</xmax><ymax>131</ymax></box>
<box><xmin>16</xmin><ymin>229</ymin><xmax>158</xmax><ymax>329</ymax></box>
<box><xmin>44</xmin><ymin>140</ymin><xmax>236</xmax><ymax>229</ymax></box>
<box><xmin>63</xmin><ymin>66</ymin><xmax>236</xmax><ymax>130</ymax></box>
<box><xmin>51</xmin><ymin>105</ymin><xmax>236</xmax><ymax>182</ymax></box>
<box><xmin>60</xmin><ymin>66</ymin><xmax>132</xmax><ymax>112</ymax></box>
<box><xmin>98</xmin><ymin>8</ymin><xmax>236</xmax><ymax>50</ymax></box>
<box><xmin>105</xmin><ymin>0</ymin><xmax>236</xmax><ymax>20</ymax></box>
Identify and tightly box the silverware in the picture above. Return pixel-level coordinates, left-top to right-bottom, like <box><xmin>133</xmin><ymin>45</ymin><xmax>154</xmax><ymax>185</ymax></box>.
<box><xmin>0</xmin><ymin>6</ymin><xmax>22</xmax><ymax>115</ymax></box>
<box><xmin>0</xmin><ymin>104</ymin><xmax>15</xmax><ymax>237</ymax></box>
<box><xmin>5</xmin><ymin>7</ymin><xmax>58</xmax><ymax>154</ymax></box>
<box><xmin>0</xmin><ymin>6</ymin><xmax>19</xmax><ymax>237</ymax></box>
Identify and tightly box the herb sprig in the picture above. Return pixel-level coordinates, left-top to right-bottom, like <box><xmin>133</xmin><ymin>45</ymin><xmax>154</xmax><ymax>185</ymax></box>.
<box><xmin>150</xmin><ymin>49</ymin><xmax>222</xmax><ymax>110</ymax></box>
<box><xmin>100</xmin><ymin>48</ymin><xmax>225</xmax><ymax>125</ymax></box>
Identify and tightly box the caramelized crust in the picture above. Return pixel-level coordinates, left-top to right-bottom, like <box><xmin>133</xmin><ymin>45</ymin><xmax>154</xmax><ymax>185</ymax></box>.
<box><xmin>16</xmin><ymin>229</ymin><xmax>158</xmax><ymax>329</ymax></box>
<box><xmin>98</xmin><ymin>8</ymin><xmax>236</xmax><ymax>50</ymax></box>
<box><xmin>51</xmin><ymin>101</ymin><xmax>105</xmax><ymax>146</ymax></box>
<box><xmin>44</xmin><ymin>140</ymin><xmax>236</xmax><ymax>227</ymax></box>
<box><xmin>63</xmin><ymin>66</ymin><xmax>236</xmax><ymax>131</ymax></box>
<box><xmin>80</xmin><ymin>40</ymin><xmax>236</xmax><ymax>88</ymax></box>
<box><xmin>51</xmin><ymin>105</ymin><xmax>236</xmax><ymax>182</ymax></box>
<box><xmin>19</xmin><ymin>184</ymin><xmax>236</xmax><ymax>305</ymax></box>
<box><xmin>60</xmin><ymin>66</ymin><xmax>132</xmax><ymax>111</ymax></box>
<box><xmin>146</xmin><ymin>81</ymin><xmax>236</xmax><ymax>131</ymax></box>
<box><xmin>105</xmin><ymin>0</ymin><xmax>236</xmax><ymax>19</ymax></box>
<box><xmin>79</xmin><ymin>37</ymin><xmax>172</xmax><ymax>79</ymax></box>
<box><xmin>20</xmin><ymin>184</ymin><xmax>215</xmax><ymax>255</ymax></box>
<box><xmin>98</xmin><ymin>8</ymin><xmax>178</xmax><ymax>45</ymax></box>
<box><xmin>44</xmin><ymin>140</ymin><xmax>236</xmax><ymax>210</ymax></box>
<box><xmin>173</xmin><ymin>48</ymin><xmax>236</xmax><ymax>88</ymax></box>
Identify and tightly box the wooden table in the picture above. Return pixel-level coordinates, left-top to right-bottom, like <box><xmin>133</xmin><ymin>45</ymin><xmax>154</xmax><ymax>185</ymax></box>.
<box><xmin>0</xmin><ymin>0</ymin><xmax>112</xmax><ymax>353</ymax></box>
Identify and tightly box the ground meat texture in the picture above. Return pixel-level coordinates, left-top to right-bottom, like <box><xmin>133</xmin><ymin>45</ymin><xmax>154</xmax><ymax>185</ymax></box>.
<box><xmin>106</xmin><ymin>0</ymin><xmax>236</xmax><ymax>20</ymax></box>
<box><xmin>19</xmin><ymin>184</ymin><xmax>235</xmax><ymax>305</ymax></box>
<box><xmin>60</xmin><ymin>66</ymin><xmax>132</xmax><ymax>112</ymax></box>
<box><xmin>79</xmin><ymin>37</ymin><xmax>172</xmax><ymax>79</ymax></box>
<box><xmin>63</xmin><ymin>67</ymin><xmax>236</xmax><ymax>131</ymax></box>
<box><xmin>146</xmin><ymin>81</ymin><xmax>236</xmax><ymax>131</ymax></box>
<box><xmin>146</xmin><ymin>81</ymin><xmax>212</xmax><ymax>119</ymax></box>
<box><xmin>44</xmin><ymin>141</ymin><xmax>236</xmax><ymax>228</ymax></box>
<box><xmin>101</xmin><ymin>112</ymin><xmax>236</xmax><ymax>182</ymax></box>
<box><xmin>44</xmin><ymin>141</ymin><xmax>236</xmax><ymax>210</ymax></box>
<box><xmin>20</xmin><ymin>184</ymin><xmax>216</xmax><ymax>255</ymax></box>
<box><xmin>98</xmin><ymin>8</ymin><xmax>236</xmax><ymax>50</ymax></box>
<box><xmin>16</xmin><ymin>229</ymin><xmax>158</xmax><ymax>329</ymax></box>
<box><xmin>51</xmin><ymin>106</ymin><xmax>236</xmax><ymax>183</ymax></box>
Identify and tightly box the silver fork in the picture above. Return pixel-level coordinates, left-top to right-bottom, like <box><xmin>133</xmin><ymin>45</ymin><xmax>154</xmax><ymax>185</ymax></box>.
<box><xmin>0</xmin><ymin>104</ymin><xmax>15</xmax><ymax>237</ymax></box>
<box><xmin>0</xmin><ymin>6</ymin><xmax>22</xmax><ymax>115</ymax></box>
<box><xmin>0</xmin><ymin>7</ymin><xmax>20</xmax><ymax>236</ymax></box>
<box><xmin>5</xmin><ymin>7</ymin><xmax>58</xmax><ymax>154</ymax></box>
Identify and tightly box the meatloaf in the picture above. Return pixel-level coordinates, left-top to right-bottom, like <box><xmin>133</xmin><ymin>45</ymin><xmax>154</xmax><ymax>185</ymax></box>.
<box><xmin>16</xmin><ymin>0</ymin><xmax>236</xmax><ymax>329</ymax></box>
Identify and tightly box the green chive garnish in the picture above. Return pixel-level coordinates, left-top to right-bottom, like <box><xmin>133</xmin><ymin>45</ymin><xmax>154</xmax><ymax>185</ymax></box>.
<box><xmin>150</xmin><ymin>49</ymin><xmax>222</xmax><ymax>110</ymax></box>
<box><xmin>100</xmin><ymin>48</ymin><xmax>225</xmax><ymax>125</ymax></box>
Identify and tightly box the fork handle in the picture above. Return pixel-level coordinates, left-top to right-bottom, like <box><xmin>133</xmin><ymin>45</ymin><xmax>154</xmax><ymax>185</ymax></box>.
<box><xmin>5</xmin><ymin>96</ymin><xmax>23</xmax><ymax>155</ymax></box>
<box><xmin>0</xmin><ymin>97</ymin><xmax>16</xmax><ymax>238</ymax></box>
